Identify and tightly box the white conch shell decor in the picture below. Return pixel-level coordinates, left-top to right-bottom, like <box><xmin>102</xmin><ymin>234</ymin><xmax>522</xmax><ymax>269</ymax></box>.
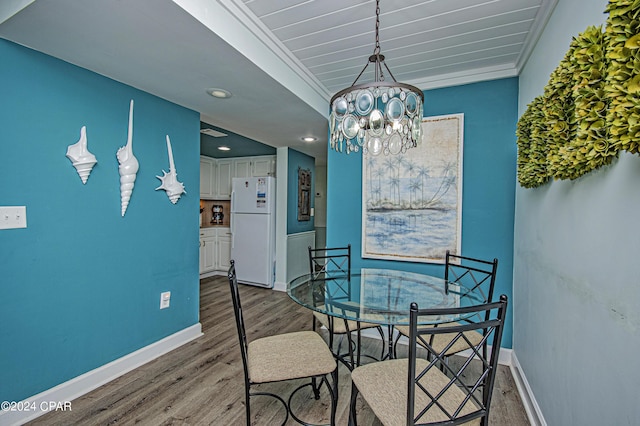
<box><xmin>116</xmin><ymin>99</ymin><xmax>139</xmax><ymax>217</ymax></box>
<box><xmin>156</xmin><ymin>135</ymin><xmax>186</xmax><ymax>204</ymax></box>
<box><xmin>66</xmin><ymin>126</ymin><xmax>97</xmax><ymax>184</ymax></box>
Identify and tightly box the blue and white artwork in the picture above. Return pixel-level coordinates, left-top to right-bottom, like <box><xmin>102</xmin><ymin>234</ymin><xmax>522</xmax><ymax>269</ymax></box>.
<box><xmin>362</xmin><ymin>114</ymin><xmax>463</xmax><ymax>263</ymax></box>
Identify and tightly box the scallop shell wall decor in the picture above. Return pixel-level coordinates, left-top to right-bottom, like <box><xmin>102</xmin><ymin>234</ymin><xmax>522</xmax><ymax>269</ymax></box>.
<box><xmin>156</xmin><ymin>135</ymin><xmax>186</xmax><ymax>204</ymax></box>
<box><xmin>66</xmin><ymin>126</ymin><xmax>97</xmax><ymax>184</ymax></box>
<box><xmin>116</xmin><ymin>99</ymin><xmax>139</xmax><ymax>217</ymax></box>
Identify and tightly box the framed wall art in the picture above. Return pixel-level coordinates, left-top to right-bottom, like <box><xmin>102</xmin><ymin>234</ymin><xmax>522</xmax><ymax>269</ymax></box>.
<box><xmin>362</xmin><ymin>113</ymin><xmax>464</xmax><ymax>263</ymax></box>
<box><xmin>297</xmin><ymin>167</ymin><xmax>311</xmax><ymax>221</ymax></box>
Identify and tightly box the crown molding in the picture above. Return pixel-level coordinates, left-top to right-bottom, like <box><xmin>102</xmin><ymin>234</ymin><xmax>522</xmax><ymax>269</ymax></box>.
<box><xmin>515</xmin><ymin>0</ymin><xmax>560</xmax><ymax>73</ymax></box>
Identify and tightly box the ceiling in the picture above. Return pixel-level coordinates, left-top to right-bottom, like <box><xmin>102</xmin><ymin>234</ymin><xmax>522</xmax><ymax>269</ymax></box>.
<box><xmin>0</xmin><ymin>0</ymin><xmax>556</xmax><ymax>165</ymax></box>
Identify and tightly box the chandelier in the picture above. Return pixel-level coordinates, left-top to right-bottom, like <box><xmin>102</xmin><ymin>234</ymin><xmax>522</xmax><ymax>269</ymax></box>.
<box><xmin>329</xmin><ymin>0</ymin><xmax>424</xmax><ymax>156</ymax></box>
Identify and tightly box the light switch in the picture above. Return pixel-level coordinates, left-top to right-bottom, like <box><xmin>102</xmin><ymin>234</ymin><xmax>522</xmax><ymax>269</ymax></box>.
<box><xmin>0</xmin><ymin>206</ymin><xmax>27</xmax><ymax>230</ymax></box>
<box><xmin>160</xmin><ymin>291</ymin><xmax>171</xmax><ymax>309</ymax></box>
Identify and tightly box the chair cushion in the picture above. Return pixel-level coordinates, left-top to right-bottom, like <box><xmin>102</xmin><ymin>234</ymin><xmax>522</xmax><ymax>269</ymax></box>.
<box><xmin>395</xmin><ymin>323</ymin><xmax>484</xmax><ymax>356</ymax></box>
<box><xmin>247</xmin><ymin>331</ymin><xmax>336</xmax><ymax>383</ymax></box>
<box><xmin>351</xmin><ymin>359</ymin><xmax>481</xmax><ymax>426</ymax></box>
<box><xmin>313</xmin><ymin>311</ymin><xmax>381</xmax><ymax>334</ymax></box>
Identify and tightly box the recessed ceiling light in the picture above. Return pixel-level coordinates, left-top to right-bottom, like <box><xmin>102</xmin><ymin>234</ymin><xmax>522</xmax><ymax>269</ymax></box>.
<box><xmin>206</xmin><ymin>88</ymin><xmax>232</xmax><ymax>99</ymax></box>
<box><xmin>218</xmin><ymin>146</ymin><xmax>231</xmax><ymax>151</ymax></box>
<box><xmin>302</xmin><ymin>137</ymin><xmax>317</xmax><ymax>142</ymax></box>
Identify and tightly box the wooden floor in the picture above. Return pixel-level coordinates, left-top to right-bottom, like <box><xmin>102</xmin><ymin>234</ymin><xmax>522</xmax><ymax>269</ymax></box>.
<box><xmin>29</xmin><ymin>276</ymin><xmax>530</xmax><ymax>425</ymax></box>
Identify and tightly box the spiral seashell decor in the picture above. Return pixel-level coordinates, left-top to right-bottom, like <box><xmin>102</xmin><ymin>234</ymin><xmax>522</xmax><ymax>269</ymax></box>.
<box><xmin>116</xmin><ymin>99</ymin><xmax>139</xmax><ymax>217</ymax></box>
<box><xmin>156</xmin><ymin>135</ymin><xmax>186</xmax><ymax>204</ymax></box>
<box><xmin>66</xmin><ymin>126</ymin><xmax>97</xmax><ymax>184</ymax></box>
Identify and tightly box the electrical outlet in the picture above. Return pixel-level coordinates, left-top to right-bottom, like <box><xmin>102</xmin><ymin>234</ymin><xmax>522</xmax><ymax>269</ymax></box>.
<box><xmin>160</xmin><ymin>291</ymin><xmax>171</xmax><ymax>309</ymax></box>
<box><xmin>0</xmin><ymin>206</ymin><xmax>27</xmax><ymax>230</ymax></box>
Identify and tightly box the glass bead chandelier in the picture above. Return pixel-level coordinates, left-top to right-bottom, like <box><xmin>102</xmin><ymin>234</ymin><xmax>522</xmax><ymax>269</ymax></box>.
<box><xmin>329</xmin><ymin>0</ymin><xmax>424</xmax><ymax>156</ymax></box>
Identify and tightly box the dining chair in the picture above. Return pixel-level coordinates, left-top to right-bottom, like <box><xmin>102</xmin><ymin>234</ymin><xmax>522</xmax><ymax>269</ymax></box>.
<box><xmin>349</xmin><ymin>295</ymin><xmax>508</xmax><ymax>426</ymax></box>
<box><xmin>308</xmin><ymin>245</ymin><xmax>385</xmax><ymax>369</ymax></box>
<box><xmin>392</xmin><ymin>250</ymin><xmax>498</xmax><ymax>361</ymax></box>
<box><xmin>227</xmin><ymin>260</ymin><xmax>338</xmax><ymax>426</ymax></box>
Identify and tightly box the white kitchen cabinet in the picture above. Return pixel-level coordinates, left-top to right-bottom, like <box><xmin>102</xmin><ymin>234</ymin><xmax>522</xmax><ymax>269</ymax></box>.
<box><xmin>199</xmin><ymin>227</ymin><xmax>231</xmax><ymax>275</ymax></box>
<box><xmin>199</xmin><ymin>156</ymin><xmax>216</xmax><ymax>198</ymax></box>
<box><xmin>199</xmin><ymin>228</ymin><xmax>217</xmax><ymax>274</ymax></box>
<box><xmin>251</xmin><ymin>156</ymin><xmax>276</xmax><ymax>177</ymax></box>
<box><xmin>216</xmin><ymin>160</ymin><xmax>233</xmax><ymax>199</ymax></box>
<box><xmin>234</xmin><ymin>158</ymin><xmax>252</xmax><ymax>178</ymax></box>
<box><xmin>200</xmin><ymin>155</ymin><xmax>276</xmax><ymax>200</ymax></box>
<box><xmin>217</xmin><ymin>230</ymin><xmax>232</xmax><ymax>271</ymax></box>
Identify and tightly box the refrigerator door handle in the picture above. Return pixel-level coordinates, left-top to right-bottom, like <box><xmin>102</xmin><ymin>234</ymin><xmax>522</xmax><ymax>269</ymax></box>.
<box><xmin>230</xmin><ymin>217</ymin><xmax>235</xmax><ymax>250</ymax></box>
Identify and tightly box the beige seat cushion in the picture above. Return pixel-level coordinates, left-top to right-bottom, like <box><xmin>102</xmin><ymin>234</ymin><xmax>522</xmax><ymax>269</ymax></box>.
<box><xmin>395</xmin><ymin>323</ymin><xmax>483</xmax><ymax>356</ymax></box>
<box><xmin>247</xmin><ymin>331</ymin><xmax>336</xmax><ymax>383</ymax></box>
<box><xmin>351</xmin><ymin>359</ymin><xmax>481</xmax><ymax>426</ymax></box>
<box><xmin>313</xmin><ymin>311</ymin><xmax>381</xmax><ymax>334</ymax></box>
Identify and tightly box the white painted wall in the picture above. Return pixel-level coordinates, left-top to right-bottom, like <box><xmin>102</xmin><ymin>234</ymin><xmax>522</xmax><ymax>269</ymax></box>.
<box><xmin>516</xmin><ymin>0</ymin><xmax>640</xmax><ymax>424</ymax></box>
<box><xmin>314</xmin><ymin>164</ymin><xmax>327</xmax><ymax>249</ymax></box>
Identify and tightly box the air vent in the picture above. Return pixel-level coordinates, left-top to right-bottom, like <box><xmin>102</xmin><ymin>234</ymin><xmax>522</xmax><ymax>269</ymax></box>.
<box><xmin>200</xmin><ymin>128</ymin><xmax>228</xmax><ymax>138</ymax></box>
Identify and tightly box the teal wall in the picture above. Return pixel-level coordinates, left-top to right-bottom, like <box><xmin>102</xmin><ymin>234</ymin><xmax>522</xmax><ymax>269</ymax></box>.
<box><xmin>326</xmin><ymin>77</ymin><xmax>518</xmax><ymax>347</ymax></box>
<box><xmin>0</xmin><ymin>40</ymin><xmax>201</xmax><ymax>401</ymax></box>
<box><xmin>287</xmin><ymin>148</ymin><xmax>315</xmax><ymax>234</ymax></box>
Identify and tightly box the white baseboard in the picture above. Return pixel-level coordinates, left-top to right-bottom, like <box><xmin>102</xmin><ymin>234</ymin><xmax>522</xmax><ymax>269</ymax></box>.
<box><xmin>273</xmin><ymin>280</ymin><xmax>287</xmax><ymax>292</ymax></box>
<box><xmin>510</xmin><ymin>351</ymin><xmax>547</xmax><ymax>426</ymax></box>
<box><xmin>199</xmin><ymin>270</ymin><xmax>225</xmax><ymax>279</ymax></box>
<box><xmin>0</xmin><ymin>323</ymin><xmax>203</xmax><ymax>426</ymax></box>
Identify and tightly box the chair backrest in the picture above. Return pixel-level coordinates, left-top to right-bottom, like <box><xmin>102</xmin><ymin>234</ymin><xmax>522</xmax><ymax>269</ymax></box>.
<box><xmin>308</xmin><ymin>245</ymin><xmax>351</xmax><ymax>280</ymax></box>
<box><xmin>227</xmin><ymin>260</ymin><xmax>250</xmax><ymax>384</ymax></box>
<box><xmin>445</xmin><ymin>250</ymin><xmax>498</xmax><ymax>303</ymax></box>
<box><xmin>407</xmin><ymin>295</ymin><xmax>508</xmax><ymax>426</ymax></box>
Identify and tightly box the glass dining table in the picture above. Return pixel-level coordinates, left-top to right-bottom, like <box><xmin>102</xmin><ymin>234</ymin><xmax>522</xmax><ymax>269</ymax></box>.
<box><xmin>287</xmin><ymin>267</ymin><xmax>487</xmax><ymax>358</ymax></box>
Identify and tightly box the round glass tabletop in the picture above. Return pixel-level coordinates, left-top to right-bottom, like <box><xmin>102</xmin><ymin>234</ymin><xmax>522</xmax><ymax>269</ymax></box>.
<box><xmin>287</xmin><ymin>268</ymin><xmax>486</xmax><ymax>326</ymax></box>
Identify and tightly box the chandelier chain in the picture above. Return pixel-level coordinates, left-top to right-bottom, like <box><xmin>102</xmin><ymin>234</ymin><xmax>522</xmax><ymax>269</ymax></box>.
<box><xmin>374</xmin><ymin>0</ymin><xmax>384</xmax><ymax>81</ymax></box>
<box><xmin>328</xmin><ymin>0</ymin><xmax>424</xmax><ymax>156</ymax></box>
<box><xmin>374</xmin><ymin>0</ymin><xmax>381</xmax><ymax>55</ymax></box>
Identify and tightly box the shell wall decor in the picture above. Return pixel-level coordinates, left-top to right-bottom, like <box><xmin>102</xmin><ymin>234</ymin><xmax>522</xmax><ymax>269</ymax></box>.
<box><xmin>156</xmin><ymin>135</ymin><xmax>186</xmax><ymax>204</ymax></box>
<box><xmin>116</xmin><ymin>99</ymin><xmax>139</xmax><ymax>216</ymax></box>
<box><xmin>66</xmin><ymin>126</ymin><xmax>97</xmax><ymax>184</ymax></box>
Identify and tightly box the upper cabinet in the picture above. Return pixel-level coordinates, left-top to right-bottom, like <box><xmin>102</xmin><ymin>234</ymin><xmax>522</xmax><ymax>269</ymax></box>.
<box><xmin>216</xmin><ymin>159</ymin><xmax>233</xmax><ymax>199</ymax></box>
<box><xmin>200</xmin><ymin>156</ymin><xmax>216</xmax><ymax>199</ymax></box>
<box><xmin>200</xmin><ymin>155</ymin><xmax>276</xmax><ymax>200</ymax></box>
<box><xmin>252</xmin><ymin>156</ymin><xmax>276</xmax><ymax>177</ymax></box>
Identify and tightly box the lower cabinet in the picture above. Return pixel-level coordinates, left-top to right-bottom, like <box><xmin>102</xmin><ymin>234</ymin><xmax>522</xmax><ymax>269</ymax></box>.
<box><xmin>199</xmin><ymin>227</ymin><xmax>231</xmax><ymax>275</ymax></box>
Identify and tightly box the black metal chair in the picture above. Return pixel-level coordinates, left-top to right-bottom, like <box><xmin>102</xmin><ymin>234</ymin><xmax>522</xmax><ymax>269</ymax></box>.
<box><xmin>349</xmin><ymin>295</ymin><xmax>508</xmax><ymax>426</ymax></box>
<box><xmin>392</xmin><ymin>250</ymin><xmax>498</xmax><ymax>360</ymax></box>
<box><xmin>227</xmin><ymin>260</ymin><xmax>338</xmax><ymax>426</ymax></box>
<box><xmin>308</xmin><ymin>245</ymin><xmax>385</xmax><ymax>369</ymax></box>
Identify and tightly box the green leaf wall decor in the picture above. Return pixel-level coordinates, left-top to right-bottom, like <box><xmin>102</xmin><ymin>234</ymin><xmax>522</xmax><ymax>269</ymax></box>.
<box><xmin>515</xmin><ymin>0</ymin><xmax>639</xmax><ymax>188</ymax></box>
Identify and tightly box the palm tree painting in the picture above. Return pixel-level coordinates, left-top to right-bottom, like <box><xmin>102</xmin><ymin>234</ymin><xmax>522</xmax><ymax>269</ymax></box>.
<box><xmin>362</xmin><ymin>114</ymin><xmax>463</xmax><ymax>263</ymax></box>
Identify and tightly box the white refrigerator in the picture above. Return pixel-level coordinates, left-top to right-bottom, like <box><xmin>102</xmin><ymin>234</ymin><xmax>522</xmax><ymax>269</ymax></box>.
<box><xmin>231</xmin><ymin>176</ymin><xmax>276</xmax><ymax>288</ymax></box>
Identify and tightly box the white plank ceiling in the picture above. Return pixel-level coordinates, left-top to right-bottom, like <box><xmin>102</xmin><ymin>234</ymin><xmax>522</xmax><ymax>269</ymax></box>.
<box><xmin>242</xmin><ymin>0</ymin><xmax>551</xmax><ymax>93</ymax></box>
<box><xmin>0</xmin><ymin>0</ymin><xmax>556</xmax><ymax>163</ymax></box>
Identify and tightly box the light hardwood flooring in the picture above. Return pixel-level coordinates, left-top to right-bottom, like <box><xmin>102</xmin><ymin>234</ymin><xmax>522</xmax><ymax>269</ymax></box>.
<box><xmin>28</xmin><ymin>276</ymin><xmax>529</xmax><ymax>425</ymax></box>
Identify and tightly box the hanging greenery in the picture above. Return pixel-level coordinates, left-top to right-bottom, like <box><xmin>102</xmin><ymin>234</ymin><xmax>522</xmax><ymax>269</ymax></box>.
<box><xmin>516</xmin><ymin>96</ymin><xmax>548</xmax><ymax>188</ymax></box>
<box><xmin>571</xmin><ymin>25</ymin><xmax>615</xmax><ymax>178</ymax></box>
<box><xmin>515</xmin><ymin>0</ymin><xmax>639</xmax><ymax>188</ymax></box>
<box><xmin>605</xmin><ymin>0</ymin><xmax>640</xmax><ymax>155</ymax></box>
<box><xmin>544</xmin><ymin>46</ymin><xmax>577</xmax><ymax>180</ymax></box>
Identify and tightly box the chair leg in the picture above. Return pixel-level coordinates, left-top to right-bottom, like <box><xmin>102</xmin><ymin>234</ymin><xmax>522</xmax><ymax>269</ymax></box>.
<box><xmin>330</xmin><ymin>369</ymin><xmax>339</xmax><ymax>426</ymax></box>
<box><xmin>356</xmin><ymin>329</ymin><xmax>362</xmax><ymax>367</ymax></box>
<box><xmin>392</xmin><ymin>330</ymin><xmax>401</xmax><ymax>359</ymax></box>
<box><xmin>311</xmin><ymin>377</ymin><xmax>321</xmax><ymax>399</ymax></box>
<box><xmin>348</xmin><ymin>381</ymin><xmax>359</xmax><ymax>426</ymax></box>
<box><xmin>245</xmin><ymin>385</ymin><xmax>251</xmax><ymax>426</ymax></box>
<box><xmin>375</xmin><ymin>326</ymin><xmax>386</xmax><ymax>360</ymax></box>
